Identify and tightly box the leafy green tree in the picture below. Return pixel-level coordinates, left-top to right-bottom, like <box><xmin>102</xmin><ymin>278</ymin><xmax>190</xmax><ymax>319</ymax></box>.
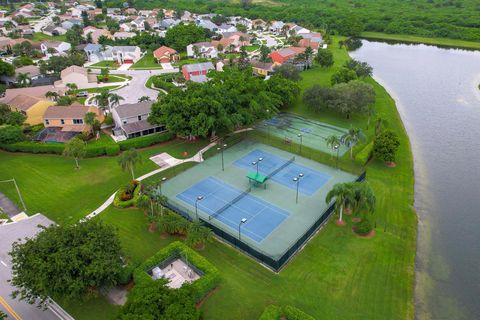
<box><xmin>186</xmin><ymin>220</ymin><xmax>214</xmax><ymax>249</ymax></box>
<box><xmin>0</xmin><ymin>125</ymin><xmax>24</xmax><ymax>144</ymax></box>
<box><xmin>165</xmin><ymin>23</ymin><xmax>208</xmax><ymax>52</ymax></box>
<box><xmin>65</xmin><ymin>24</ymin><xmax>84</xmax><ymax>46</ymax></box>
<box><xmin>259</xmin><ymin>45</ymin><xmax>271</xmax><ymax>63</ymax></box>
<box><xmin>56</xmin><ymin>96</ymin><xmax>76</xmax><ymax>106</ymax></box>
<box><xmin>118</xmin><ymin>148</ymin><xmax>143</xmax><ymax>179</ymax></box>
<box><xmin>12</xmin><ymin>56</ymin><xmax>34</xmax><ymax>67</ymax></box>
<box><xmin>5</xmin><ymin>111</ymin><xmax>26</xmax><ymax>126</ymax></box>
<box><xmin>158</xmin><ymin>212</ymin><xmax>190</xmax><ymax>235</ymax></box>
<box><xmin>118</xmin><ymin>279</ymin><xmax>199</xmax><ymax>320</ymax></box>
<box><xmin>9</xmin><ymin>220</ymin><xmax>123</xmax><ymax>307</ymax></box>
<box><xmin>331</xmin><ymin>67</ymin><xmax>357</xmax><ymax>85</ymax></box>
<box><xmin>373</xmin><ymin>130</ymin><xmax>400</xmax><ymax>164</ymax></box>
<box><xmin>345</xmin><ymin>59</ymin><xmax>373</xmax><ymax>77</ymax></box>
<box><xmin>12</xmin><ymin>41</ymin><xmax>34</xmax><ymax>56</ymax></box>
<box><xmin>315</xmin><ymin>49</ymin><xmax>334</xmax><ymax>67</ymax></box>
<box><xmin>265</xmin><ymin>75</ymin><xmax>300</xmax><ymax>109</ymax></box>
<box><xmin>66</xmin><ymin>83</ymin><xmax>78</xmax><ymax>95</ymax></box>
<box><xmin>0</xmin><ymin>59</ymin><xmax>14</xmax><ymax>77</ymax></box>
<box><xmin>342</xmin><ymin>127</ymin><xmax>366</xmax><ymax>159</ymax></box>
<box><xmin>100</xmin><ymin>67</ymin><xmax>109</xmax><ymax>81</ymax></box>
<box><xmin>63</xmin><ymin>137</ymin><xmax>86</xmax><ymax>169</ymax></box>
<box><xmin>326</xmin><ymin>183</ymin><xmax>354</xmax><ymax>225</ymax></box>
<box><xmin>39</xmin><ymin>52</ymin><xmax>86</xmax><ymax>75</ymax></box>
<box><xmin>273</xmin><ymin>63</ymin><xmax>302</xmax><ymax>81</ymax></box>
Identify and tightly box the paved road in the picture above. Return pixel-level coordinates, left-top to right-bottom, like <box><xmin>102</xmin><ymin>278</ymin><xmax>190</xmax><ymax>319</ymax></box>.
<box><xmin>0</xmin><ymin>214</ymin><xmax>72</xmax><ymax>320</ymax></box>
<box><xmin>0</xmin><ymin>193</ymin><xmax>20</xmax><ymax>218</ymax></box>
<box><xmin>110</xmin><ymin>69</ymin><xmax>178</xmax><ymax>104</ymax></box>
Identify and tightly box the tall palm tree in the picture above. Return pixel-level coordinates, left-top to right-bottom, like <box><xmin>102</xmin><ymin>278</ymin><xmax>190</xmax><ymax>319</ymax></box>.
<box><xmin>326</xmin><ymin>183</ymin><xmax>354</xmax><ymax>225</ymax></box>
<box><xmin>45</xmin><ymin>91</ymin><xmax>59</xmax><ymax>101</ymax></box>
<box><xmin>138</xmin><ymin>96</ymin><xmax>150</xmax><ymax>102</ymax></box>
<box><xmin>16</xmin><ymin>73</ymin><xmax>31</xmax><ymax>87</ymax></box>
<box><xmin>304</xmin><ymin>46</ymin><xmax>314</xmax><ymax>69</ymax></box>
<box><xmin>342</xmin><ymin>128</ymin><xmax>365</xmax><ymax>160</ymax></box>
<box><xmin>325</xmin><ymin>135</ymin><xmax>340</xmax><ymax>159</ymax></box>
<box><xmin>65</xmin><ymin>83</ymin><xmax>78</xmax><ymax>95</ymax></box>
<box><xmin>93</xmin><ymin>90</ymin><xmax>124</xmax><ymax>112</ymax></box>
<box><xmin>351</xmin><ymin>183</ymin><xmax>376</xmax><ymax>216</ymax></box>
<box><xmin>109</xmin><ymin>93</ymin><xmax>124</xmax><ymax>109</ymax></box>
<box><xmin>117</xmin><ymin>148</ymin><xmax>143</xmax><ymax>180</ymax></box>
<box><xmin>186</xmin><ymin>220</ymin><xmax>214</xmax><ymax>249</ymax></box>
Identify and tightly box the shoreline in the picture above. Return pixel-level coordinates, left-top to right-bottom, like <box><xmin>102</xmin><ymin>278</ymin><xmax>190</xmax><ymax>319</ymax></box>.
<box><xmin>360</xmin><ymin>32</ymin><xmax>480</xmax><ymax>51</ymax></box>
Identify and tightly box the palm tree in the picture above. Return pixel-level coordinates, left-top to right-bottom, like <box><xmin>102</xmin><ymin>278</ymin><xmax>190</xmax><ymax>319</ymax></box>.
<box><xmin>83</xmin><ymin>112</ymin><xmax>98</xmax><ymax>135</ymax></box>
<box><xmin>108</xmin><ymin>93</ymin><xmax>124</xmax><ymax>108</ymax></box>
<box><xmin>186</xmin><ymin>220</ymin><xmax>214</xmax><ymax>249</ymax></box>
<box><xmin>93</xmin><ymin>90</ymin><xmax>124</xmax><ymax>112</ymax></box>
<box><xmin>117</xmin><ymin>148</ymin><xmax>143</xmax><ymax>180</ymax></box>
<box><xmin>351</xmin><ymin>183</ymin><xmax>376</xmax><ymax>216</ymax></box>
<box><xmin>45</xmin><ymin>91</ymin><xmax>59</xmax><ymax>101</ymax></box>
<box><xmin>304</xmin><ymin>46</ymin><xmax>314</xmax><ymax>69</ymax></box>
<box><xmin>342</xmin><ymin>128</ymin><xmax>365</xmax><ymax>160</ymax></box>
<box><xmin>326</xmin><ymin>183</ymin><xmax>354</xmax><ymax>225</ymax></box>
<box><xmin>138</xmin><ymin>96</ymin><xmax>150</xmax><ymax>102</ymax></box>
<box><xmin>16</xmin><ymin>73</ymin><xmax>31</xmax><ymax>87</ymax></box>
<box><xmin>66</xmin><ymin>83</ymin><xmax>78</xmax><ymax>95</ymax></box>
<box><xmin>228</xmin><ymin>43</ymin><xmax>236</xmax><ymax>53</ymax></box>
<box><xmin>325</xmin><ymin>135</ymin><xmax>340</xmax><ymax>159</ymax></box>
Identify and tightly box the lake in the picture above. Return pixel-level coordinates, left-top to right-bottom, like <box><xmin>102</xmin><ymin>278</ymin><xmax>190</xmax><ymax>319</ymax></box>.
<box><xmin>351</xmin><ymin>40</ymin><xmax>480</xmax><ymax>319</ymax></box>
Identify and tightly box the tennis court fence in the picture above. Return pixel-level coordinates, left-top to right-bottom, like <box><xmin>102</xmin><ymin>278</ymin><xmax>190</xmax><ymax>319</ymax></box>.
<box><xmin>165</xmin><ymin>171</ymin><xmax>367</xmax><ymax>272</ymax></box>
<box><xmin>208</xmin><ymin>186</ymin><xmax>252</xmax><ymax>221</ymax></box>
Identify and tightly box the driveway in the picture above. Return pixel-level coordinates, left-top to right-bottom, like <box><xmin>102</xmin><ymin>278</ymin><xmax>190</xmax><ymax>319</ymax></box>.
<box><xmin>0</xmin><ymin>214</ymin><xmax>73</xmax><ymax>320</ymax></box>
<box><xmin>160</xmin><ymin>63</ymin><xmax>173</xmax><ymax>70</ymax></box>
<box><xmin>110</xmin><ymin>68</ymin><xmax>178</xmax><ymax>104</ymax></box>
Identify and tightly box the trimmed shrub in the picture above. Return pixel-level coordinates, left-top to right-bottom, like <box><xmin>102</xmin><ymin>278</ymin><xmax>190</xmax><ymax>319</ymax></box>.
<box><xmin>105</xmin><ymin>144</ymin><xmax>120</xmax><ymax>156</ymax></box>
<box><xmin>259</xmin><ymin>305</ymin><xmax>315</xmax><ymax>320</ymax></box>
<box><xmin>118</xmin><ymin>131</ymin><xmax>175</xmax><ymax>150</ymax></box>
<box><xmin>283</xmin><ymin>305</ymin><xmax>316</xmax><ymax>320</ymax></box>
<box><xmin>354</xmin><ymin>218</ymin><xmax>373</xmax><ymax>236</ymax></box>
<box><xmin>152</xmin><ymin>77</ymin><xmax>177</xmax><ymax>92</ymax></box>
<box><xmin>355</xmin><ymin>141</ymin><xmax>374</xmax><ymax>166</ymax></box>
<box><xmin>0</xmin><ymin>125</ymin><xmax>24</xmax><ymax>144</ymax></box>
<box><xmin>134</xmin><ymin>241</ymin><xmax>220</xmax><ymax>303</ymax></box>
<box><xmin>259</xmin><ymin>305</ymin><xmax>283</xmax><ymax>320</ymax></box>
<box><xmin>113</xmin><ymin>181</ymin><xmax>142</xmax><ymax>208</ymax></box>
<box><xmin>0</xmin><ymin>141</ymin><xmax>64</xmax><ymax>154</ymax></box>
<box><xmin>118</xmin><ymin>262</ymin><xmax>137</xmax><ymax>285</ymax></box>
<box><xmin>85</xmin><ymin>145</ymin><xmax>106</xmax><ymax>157</ymax></box>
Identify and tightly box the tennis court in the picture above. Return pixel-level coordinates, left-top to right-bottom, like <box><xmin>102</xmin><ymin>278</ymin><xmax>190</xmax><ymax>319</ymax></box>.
<box><xmin>161</xmin><ymin>139</ymin><xmax>358</xmax><ymax>265</ymax></box>
<box><xmin>234</xmin><ymin>149</ymin><xmax>331</xmax><ymax>196</ymax></box>
<box><xmin>256</xmin><ymin>113</ymin><xmax>350</xmax><ymax>155</ymax></box>
<box><xmin>176</xmin><ymin>176</ymin><xmax>289</xmax><ymax>242</ymax></box>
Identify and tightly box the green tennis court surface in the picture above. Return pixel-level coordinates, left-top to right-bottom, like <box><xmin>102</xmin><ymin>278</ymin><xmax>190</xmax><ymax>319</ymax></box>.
<box><xmin>256</xmin><ymin>113</ymin><xmax>350</xmax><ymax>155</ymax></box>
<box><xmin>162</xmin><ymin>139</ymin><xmax>357</xmax><ymax>263</ymax></box>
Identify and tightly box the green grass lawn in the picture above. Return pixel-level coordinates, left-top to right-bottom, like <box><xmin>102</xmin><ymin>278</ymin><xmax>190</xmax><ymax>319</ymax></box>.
<box><xmin>130</xmin><ymin>53</ymin><xmax>162</xmax><ymax>70</ymax></box>
<box><xmin>31</xmin><ymin>32</ymin><xmax>67</xmax><ymax>42</ymax></box>
<box><xmin>361</xmin><ymin>31</ymin><xmax>480</xmax><ymax>50</ymax></box>
<box><xmin>245</xmin><ymin>45</ymin><xmax>260</xmax><ymax>52</ymax></box>
<box><xmin>97</xmin><ymin>74</ymin><xmax>132</xmax><ymax>83</ymax></box>
<box><xmin>1</xmin><ymin>36</ymin><xmax>417</xmax><ymax>320</ymax></box>
<box><xmin>88</xmin><ymin>61</ymin><xmax>120</xmax><ymax>70</ymax></box>
<box><xmin>0</xmin><ymin>139</ymin><xmax>209</xmax><ymax>225</ymax></box>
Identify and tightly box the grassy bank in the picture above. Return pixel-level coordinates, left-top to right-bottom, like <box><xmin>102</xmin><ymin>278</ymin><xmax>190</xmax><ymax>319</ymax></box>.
<box><xmin>361</xmin><ymin>32</ymin><xmax>480</xmax><ymax>50</ymax></box>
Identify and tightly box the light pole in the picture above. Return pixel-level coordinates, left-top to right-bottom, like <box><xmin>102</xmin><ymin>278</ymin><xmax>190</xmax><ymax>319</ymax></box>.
<box><xmin>238</xmin><ymin>218</ymin><xmax>247</xmax><ymax>241</ymax></box>
<box><xmin>159</xmin><ymin>176</ymin><xmax>167</xmax><ymax>195</ymax></box>
<box><xmin>217</xmin><ymin>143</ymin><xmax>227</xmax><ymax>171</ymax></box>
<box><xmin>298</xmin><ymin>133</ymin><xmax>303</xmax><ymax>155</ymax></box>
<box><xmin>292</xmin><ymin>173</ymin><xmax>304</xmax><ymax>204</ymax></box>
<box><xmin>334</xmin><ymin>144</ymin><xmax>339</xmax><ymax>169</ymax></box>
<box><xmin>194</xmin><ymin>196</ymin><xmax>204</xmax><ymax>221</ymax></box>
<box><xmin>251</xmin><ymin>157</ymin><xmax>263</xmax><ymax>175</ymax></box>
<box><xmin>0</xmin><ymin>178</ymin><xmax>26</xmax><ymax>212</ymax></box>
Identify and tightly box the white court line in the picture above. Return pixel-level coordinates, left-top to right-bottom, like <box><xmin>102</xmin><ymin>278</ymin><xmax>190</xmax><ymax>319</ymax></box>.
<box><xmin>0</xmin><ymin>260</ymin><xmax>7</xmax><ymax>267</ymax></box>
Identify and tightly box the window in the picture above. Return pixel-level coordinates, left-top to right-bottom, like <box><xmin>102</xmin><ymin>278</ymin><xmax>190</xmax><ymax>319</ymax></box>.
<box><xmin>45</xmin><ymin>119</ymin><xmax>49</xmax><ymax>125</ymax></box>
<box><xmin>123</xmin><ymin>120</ymin><xmax>127</xmax><ymax>124</ymax></box>
<box><xmin>73</xmin><ymin>119</ymin><xmax>83</xmax><ymax>124</ymax></box>
<box><xmin>138</xmin><ymin>115</ymin><xmax>142</xmax><ymax>121</ymax></box>
<box><xmin>60</xmin><ymin>119</ymin><xmax>64</xmax><ymax>125</ymax></box>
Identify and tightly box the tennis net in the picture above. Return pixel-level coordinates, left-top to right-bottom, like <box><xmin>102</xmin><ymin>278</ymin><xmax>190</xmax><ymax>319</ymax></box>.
<box><xmin>209</xmin><ymin>186</ymin><xmax>252</xmax><ymax>221</ymax></box>
<box><xmin>266</xmin><ymin>156</ymin><xmax>295</xmax><ymax>179</ymax></box>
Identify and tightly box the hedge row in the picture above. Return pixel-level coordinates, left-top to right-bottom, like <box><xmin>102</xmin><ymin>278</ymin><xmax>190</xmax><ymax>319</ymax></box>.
<box><xmin>134</xmin><ymin>241</ymin><xmax>220</xmax><ymax>302</ymax></box>
<box><xmin>152</xmin><ymin>77</ymin><xmax>177</xmax><ymax>92</ymax></box>
<box><xmin>0</xmin><ymin>132</ymin><xmax>175</xmax><ymax>156</ymax></box>
<box><xmin>354</xmin><ymin>141</ymin><xmax>374</xmax><ymax>166</ymax></box>
<box><xmin>118</xmin><ymin>131</ymin><xmax>175</xmax><ymax>150</ymax></box>
<box><xmin>113</xmin><ymin>182</ymin><xmax>142</xmax><ymax>208</ymax></box>
<box><xmin>259</xmin><ymin>305</ymin><xmax>316</xmax><ymax>320</ymax></box>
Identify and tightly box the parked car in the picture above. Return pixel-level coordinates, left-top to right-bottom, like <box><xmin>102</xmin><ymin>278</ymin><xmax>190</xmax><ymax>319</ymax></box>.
<box><xmin>76</xmin><ymin>91</ymin><xmax>88</xmax><ymax>97</ymax></box>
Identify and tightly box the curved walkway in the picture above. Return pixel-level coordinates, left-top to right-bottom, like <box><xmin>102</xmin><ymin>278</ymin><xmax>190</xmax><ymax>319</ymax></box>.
<box><xmin>81</xmin><ymin>141</ymin><xmax>217</xmax><ymax>222</ymax></box>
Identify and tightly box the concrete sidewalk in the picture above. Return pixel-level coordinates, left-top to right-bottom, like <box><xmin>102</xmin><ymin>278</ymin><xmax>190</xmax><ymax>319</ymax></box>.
<box><xmin>0</xmin><ymin>192</ymin><xmax>20</xmax><ymax>218</ymax></box>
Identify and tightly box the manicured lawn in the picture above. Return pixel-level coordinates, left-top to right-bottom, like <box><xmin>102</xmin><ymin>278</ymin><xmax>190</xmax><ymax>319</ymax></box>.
<box><xmin>130</xmin><ymin>53</ymin><xmax>162</xmax><ymax>69</ymax></box>
<box><xmin>97</xmin><ymin>74</ymin><xmax>131</xmax><ymax>83</ymax></box>
<box><xmin>88</xmin><ymin>61</ymin><xmax>120</xmax><ymax>70</ymax></box>
<box><xmin>361</xmin><ymin>31</ymin><xmax>480</xmax><ymax>50</ymax></box>
<box><xmin>31</xmin><ymin>32</ymin><xmax>67</xmax><ymax>42</ymax></box>
<box><xmin>245</xmin><ymin>45</ymin><xmax>259</xmax><ymax>52</ymax></box>
<box><xmin>0</xmin><ymin>139</ymin><xmax>209</xmax><ymax>225</ymax></box>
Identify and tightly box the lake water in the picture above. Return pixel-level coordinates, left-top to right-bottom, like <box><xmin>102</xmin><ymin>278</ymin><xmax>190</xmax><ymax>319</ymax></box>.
<box><xmin>351</xmin><ymin>40</ymin><xmax>480</xmax><ymax>319</ymax></box>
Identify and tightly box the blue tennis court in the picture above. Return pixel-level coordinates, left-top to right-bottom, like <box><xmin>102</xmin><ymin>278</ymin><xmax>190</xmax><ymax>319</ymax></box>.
<box><xmin>176</xmin><ymin>176</ymin><xmax>289</xmax><ymax>242</ymax></box>
<box><xmin>234</xmin><ymin>149</ymin><xmax>331</xmax><ymax>196</ymax></box>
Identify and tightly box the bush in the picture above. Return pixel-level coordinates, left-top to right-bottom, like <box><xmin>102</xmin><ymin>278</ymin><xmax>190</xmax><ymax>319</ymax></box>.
<box><xmin>258</xmin><ymin>305</ymin><xmax>315</xmax><ymax>320</ymax></box>
<box><xmin>118</xmin><ymin>262</ymin><xmax>137</xmax><ymax>285</ymax></box>
<box><xmin>373</xmin><ymin>130</ymin><xmax>400</xmax><ymax>163</ymax></box>
<box><xmin>283</xmin><ymin>305</ymin><xmax>316</xmax><ymax>320</ymax></box>
<box><xmin>355</xmin><ymin>141</ymin><xmax>374</xmax><ymax>166</ymax></box>
<box><xmin>0</xmin><ymin>125</ymin><xmax>24</xmax><ymax>144</ymax></box>
<box><xmin>354</xmin><ymin>218</ymin><xmax>373</xmax><ymax>236</ymax></box>
<box><xmin>118</xmin><ymin>131</ymin><xmax>175</xmax><ymax>150</ymax></box>
<box><xmin>0</xmin><ymin>141</ymin><xmax>64</xmax><ymax>154</ymax></box>
<box><xmin>259</xmin><ymin>305</ymin><xmax>283</xmax><ymax>320</ymax></box>
<box><xmin>152</xmin><ymin>77</ymin><xmax>177</xmax><ymax>92</ymax></box>
<box><xmin>134</xmin><ymin>241</ymin><xmax>221</xmax><ymax>303</ymax></box>
<box><xmin>113</xmin><ymin>181</ymin><xmax>142</xmax><ymax>208</ymax></box>
<box><xmin>103</xmin><ymin>113</ymin><xmax>113</xmax><ymax>126</ymax></box>
<box><xmin>105</xmin><ymin>144</ymin><xmax>120</xmax><ymax>156</ymax></box>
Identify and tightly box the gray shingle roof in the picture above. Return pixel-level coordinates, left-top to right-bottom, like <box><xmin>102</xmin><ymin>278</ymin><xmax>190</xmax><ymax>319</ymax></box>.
<box><xmin>182</xmin><ymin>62</ymin><xmax>214</xmax><ymax>73</ymax></box>
<box><xmin>115</xmin><ymin>101</ymin><xmax>153</xmax><ymax>119</ymax></box>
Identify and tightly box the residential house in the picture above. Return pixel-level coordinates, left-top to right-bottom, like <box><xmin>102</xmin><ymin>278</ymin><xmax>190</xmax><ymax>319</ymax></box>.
<box><xmin>43</xmin><ymin>24</ymin><xmax>67</xmax><ymax>36</ymax></box>
<box><xmin>119</xmin><ymin>23</ymin><xmax>133</xmax><ymax>32</ymax></box>
<box><xmin>163</xmin><ymin>9</ymin><xmax>175</xmax><ymax>18</ymax></box>
<box><xmin>180</xmin><ymin>11</ymin><xmax>193</xmax><ymax>22</ymax></box>
<box><xmin>182</xmin><ymin>62</ymin><xmax>215</xmax><ymax>82</ymax></box>
<box><xmin>153</xmin><ymin>46</ymin><xmax>179</xmax><ymax>63</ymax></box>
<box><xmin>1</xmin><ymin>65</ymin><xmax>42</xmax><ymax>85</ymax></box>
<box><xmin>251</xmin><ymin>61</ymin><xmax>274</xmax><ymax>77</ymax></box>
<box><xmin>54</xmin><ymin>66</ymin><xmax>98</xmax><ymax>89</ymax></box>
<box><xmin>131</xmin><ymin>16</ymin><xmax>146</xmax><ymax>31</ymax></box>
<box><xmin>197</xmin><ymin>19</ymin><xmax>217</xmax><ymax>32</ymax></box>
<box><xmin>138</xmin><ymin>10</ymin><xmax>153</xmax><ymax>17</ymax></box>
<box><xmin>112</xmin><ymin>46</ymin><xmax>141</xmax><ymax>64</ymax></box>
<box><xmin>270</xmin><ymin>21</ymin><xmax>285</xmax><ymax>34</ymax></box>
<box><xmin>83</xmin><ymin>26</ymin><xmax>113</xmax><ymax>44</ymax></box>
<box><xmin>40</xmin><ymin>40</ymin><xmax>71</xmax><ymax>57</ymax></box>
<box><xmin>270</xmin><ymin>47</ymin><xmax>306</xmax><ymax>65</ymax></box>
<box><xmin>5</xmin><ymin>94</ymin><xmax>55</xmax><ymax>125</ymax></box>
<box><xmin>160</xmin><ymin>18</ymin><xmax>180</xmax><ymax>29</ymax></box>
<box><xmin>298</xmin><ymin>32</ymin><xmax>323</xmax><ymax>50</ymax></box>
<box><xmin>43</xmin><ymin>104</ymin><xmax>103</xmax><ymax>134</ymax></box>
<box><xmin>112</xmin><ymin>101</ymin><xmax>166</xmax><ymax>139</ymax></box>
<box><xmin>87</xmin><ymin>8</ymin><xmax>103</xmax><ymax>18</ymax></box>
<box><xmin>289</xmin><ymin>24</ymin><xmax>311</xmax><ymax>36</ymax></box>
<box><xmin>113</xmin><ymin>32</ymin><xmax>136</xmax><ymax>40</ymax></box>
<box><xmin>124</xmin><ymin>8</ymin><xmax>138</xmax><ymax>15</ymax></box>
<box><xmin>212</xmin><ymin>32</ymin><xmax>250</xmax><ymax>52</ymax></box>
<box><xmin>186</xmin><ymin>42</ymin><xmax>218</xmax><ymax>58</ymax></box>
<box><xmin>84</xmin><ymin>43</ymin><xmax>110</xmax><ymax>63</ymax></box>
<box><xmin>107</xmin><ymin>8</ymin><xmax>121</xmax><ymax>15</ymax></box>
<box><xmin>60</xmin><ymin>19</ymin><xmax>82</xmax><ymax>30</ymax></box>
<box><xmin>251</xmin><ymin>19</ymin><xmax>266</xmax><ymax>30</ymax></box>
<box><xmin>217</xmin><ymin>23</ymin><xmax>237</xmax><ymax>34</ymax></box>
